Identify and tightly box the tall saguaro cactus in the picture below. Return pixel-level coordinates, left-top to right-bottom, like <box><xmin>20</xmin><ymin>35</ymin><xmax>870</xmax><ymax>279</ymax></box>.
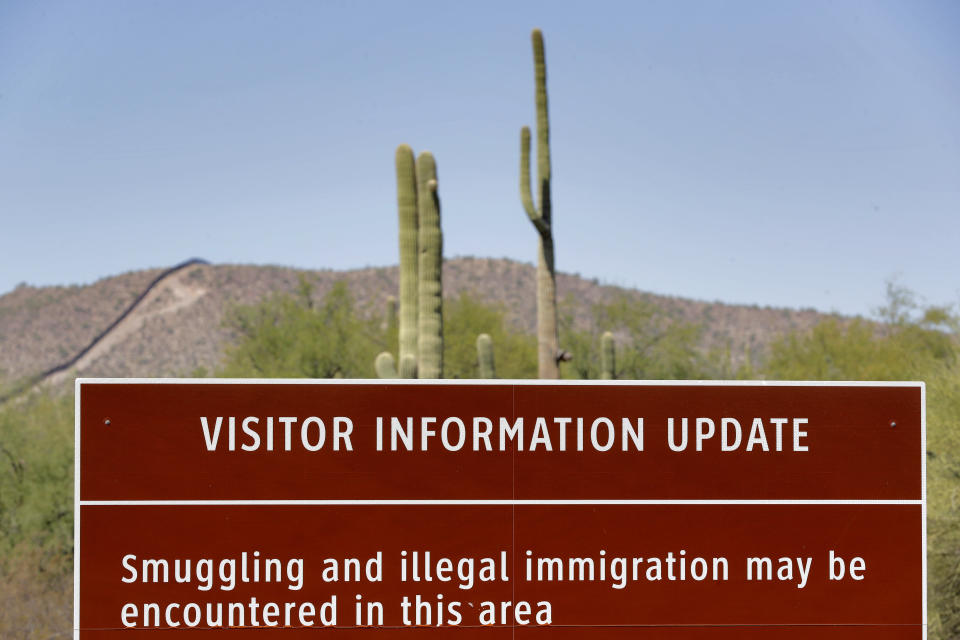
<box><xmin>416</xmin><ymin>152</ymin><xmax>443</xmax><ymax>378</ymax></box>
<box><xmin>520</xmin><ymin>28</ymin><xmax>560</xmax><ymax>379</ymax></box>
<box><xmin>396</xmin><ymin>144</ymin><xmax>419</xmax><ymax>378</ymax></box>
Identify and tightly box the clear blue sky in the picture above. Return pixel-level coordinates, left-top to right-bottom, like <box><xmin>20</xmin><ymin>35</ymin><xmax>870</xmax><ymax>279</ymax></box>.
<box><xmin>1</xmin><ymin>0</ymin><xmax>957</xmax><ymax>316</ymax></box>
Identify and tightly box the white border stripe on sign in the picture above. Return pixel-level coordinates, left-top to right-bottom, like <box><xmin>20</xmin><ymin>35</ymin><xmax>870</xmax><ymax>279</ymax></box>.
<box><xmin>79</xmin><ymin>499</ymin><xmax>923</xmax><ymax>506</ymax></box>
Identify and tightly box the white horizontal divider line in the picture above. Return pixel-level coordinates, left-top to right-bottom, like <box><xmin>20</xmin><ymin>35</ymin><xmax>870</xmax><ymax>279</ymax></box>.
<box><xmin>80</xmin><ymin>499</ymin><xmax>923</xmax><ymax>506</ymax></box>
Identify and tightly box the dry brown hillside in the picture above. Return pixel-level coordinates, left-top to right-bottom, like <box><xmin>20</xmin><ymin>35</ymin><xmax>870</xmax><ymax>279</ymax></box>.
<box><xmin>0</xmin><ymin>257</ymin><xmax>836</xmax><ymax>389</ymax></box>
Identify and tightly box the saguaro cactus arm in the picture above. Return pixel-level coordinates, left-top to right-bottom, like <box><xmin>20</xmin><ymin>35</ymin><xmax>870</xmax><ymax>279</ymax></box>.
<box><xmin>520</xmin><ymin>127</ymin><xmax>549</xmax><ymax>236</ymax></box>
<box><xmin>532</xmin><ymin>28</ymin><xmax>551</xmax><ymax>183</ymax></box>
<box><xmin>532</xmin><ymin>28</ymin><xmax>551</xmax><ymax>225</ymax></box>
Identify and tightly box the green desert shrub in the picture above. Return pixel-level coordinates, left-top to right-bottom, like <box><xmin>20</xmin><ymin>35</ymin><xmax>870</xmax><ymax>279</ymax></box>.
<box><xmin>0</xmin><ymin>391</ymin><xmax>73</xmax><ymax>564</ymax></box>
<box><xmin>219</xmin><ymin>279</ymin><xmax>385</xmax><ymax>378</ymax></box>
<box><xmin>561</xmin><ymin>295</ymin><xmax>722</xmax><ymax>380</ymax></box>
<box><xmin>926</xmin><ymin>360</ymin><xmax>960</xmax><ymax>639</ymax></box>
<box><xmin>442</xmin><ymin>292</ymin><xmax>537</xmax><ymax>379</ymax></box>
<box><xmin>759</xmin><ymin>286</ymin><xmax>960</xmax><ymax>638</ymax></box>
<box><xmin>0</xmin><ymin>390</ymin><xmax>74</xmax><ymax>639</ymax></box>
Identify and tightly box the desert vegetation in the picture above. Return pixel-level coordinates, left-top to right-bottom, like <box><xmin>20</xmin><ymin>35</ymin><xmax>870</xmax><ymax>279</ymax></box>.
<box><xmin>0</xmin><ymin>280</ymin><xmax>958</xmax><ymax>637</ymax></box>
<box><xmin>0</xmin><ymin>392</ymin><xmax>73</xmax><ymax>638</ymax></box>
<box><xmin>761</xmin><ymin>284</ymin><xmax>960</xmax><ymax>638</ymax></box>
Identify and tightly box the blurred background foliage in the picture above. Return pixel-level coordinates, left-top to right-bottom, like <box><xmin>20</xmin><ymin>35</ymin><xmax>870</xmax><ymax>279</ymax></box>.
<box><xmin>1</xmin><ymin>279</ymin><xmax>957</xmax><ymax>637</ymax></box>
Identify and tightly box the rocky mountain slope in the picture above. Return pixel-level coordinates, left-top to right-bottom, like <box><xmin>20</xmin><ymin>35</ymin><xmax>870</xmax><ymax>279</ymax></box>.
<box><xmin>0</xmin><ymin>257</ymin><xmax>835</xmax><ymax>390</ymax></box>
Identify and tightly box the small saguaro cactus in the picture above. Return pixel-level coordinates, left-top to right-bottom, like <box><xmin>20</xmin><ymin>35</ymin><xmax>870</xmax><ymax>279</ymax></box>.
<box><xmin>477</xmin><ymin>333</ymin><xmax>496</xmax><ymax>379</ymax></box>
<box><xmin>520</xmin><ymin>28</ymin><xmax>561</xmax><ymax>379</ymax></box>
<box><xmin>375</xmin><ymin>352</ymin><xmax>399</xmax><ymax>379</ymax></box>
<box><xmin>375</xmin><ymin>296</ymin><xmax>402</xmax><ymax>376</ymax></box>
<box><xmin>416</xmin><ymin>151</ymin><xmax>443</xmax><ymax>379</ymax></box>
<box><xmin>600</xmin><ymin>331</ymin><xmax>615</xmax><ymax>380</ymax></box>
<box><xmin>383</xmin><ymin>295</ymin><xmax>398</xmax><ymax>333</ymax></box>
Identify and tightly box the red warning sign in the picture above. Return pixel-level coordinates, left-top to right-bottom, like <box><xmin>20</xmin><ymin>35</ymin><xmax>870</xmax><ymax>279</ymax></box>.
<box><xmin>75</xmin><ymin>380</ymin><xmax>925</xmax><ymax>638</ymax></box>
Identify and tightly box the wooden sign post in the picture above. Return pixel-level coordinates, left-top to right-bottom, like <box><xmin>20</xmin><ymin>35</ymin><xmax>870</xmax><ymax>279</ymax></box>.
<box><xmin>75</xmin><ymin>380</ymin><xmax>925</xmax><ymax>638</ymax></box>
